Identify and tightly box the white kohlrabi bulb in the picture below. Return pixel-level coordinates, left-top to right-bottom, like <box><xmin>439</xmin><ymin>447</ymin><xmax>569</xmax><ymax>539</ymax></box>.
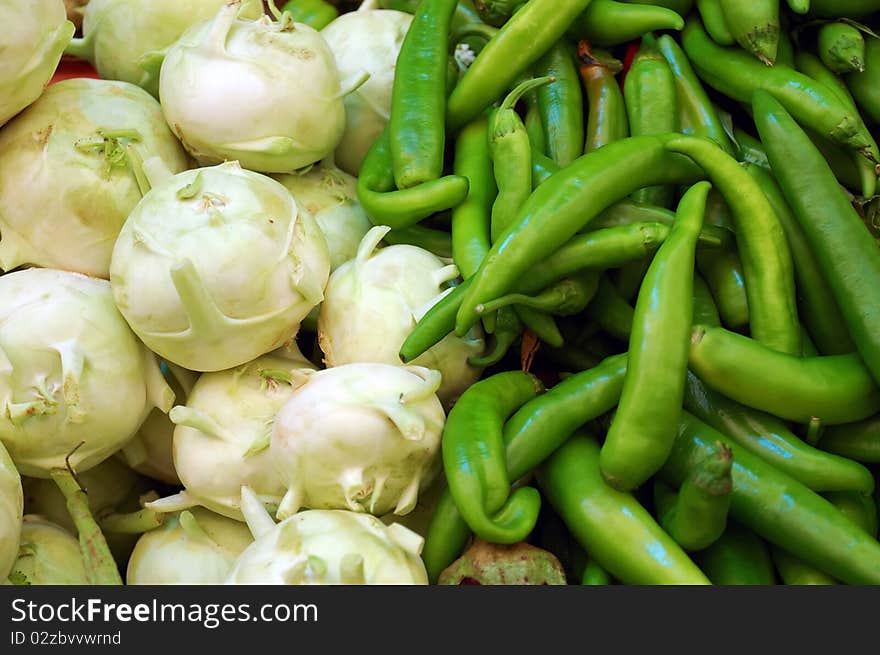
<box><xmin>0</xmin><ymin>269</ymin><xmax>175</xmax><ymax>478</ymax></box>
<box><xmin>159</xmin><ymin>1</ymin><xmax>347</xmax><ymax>173</ymax></box>
<box><xmin>6</xmin><ymin>515</ymin><xmax>89</xmax><ymax>586</ymax></box>
<box><xmin>0</xmin><ymin>441</ymin><xmax>23</xmax><ymax>581</ymax></box>
<box><xmin>270</xmin><ymin>362</ymin><xmax>445</xmax><ymax>519</ymax></box>
<box><xmin>321</xmin><ymin>8</ymin><xmax>412</xmax><ymax>175</ymax></box>
<box><xmin>150</xmin><ymin>351</ymin><xmax>316</xmax><ymax>522</ymax></box>
<box><xmin>274</xmin><ymin>161</ymin><xmax>372</xmax><ymax>272</ymax></box>
<box><xmin>225</xmin><ymin>487</ymin><xmax>427</xmax><ymax>585</ymax></box>
<box><xmin>66</xmin><ymin>0</ymin><xmax>230</xmax><ymax>98</ymax></box>
<box><xmin>318</xmin><ymin>226</ymin><xmax>485</xmax><ymax>406</ymax></box>
<box><xmin>0</xmin><ymin>0</ymin><xmax>74</xmax><ymax>126</ymax></box>
<box><xmin>110</xmin><ymin>161</ymin><xmax>331</xmax><ymax>372</ymax></box>
<box><xmin>0</xmin><ymin>78</ymin><xmax>189</xmax><ymax>278</ymax></box>
<box><xmin>127</xmin><ymin>508</ymin><xmax>253</xmax><ymax>585</ymax></box>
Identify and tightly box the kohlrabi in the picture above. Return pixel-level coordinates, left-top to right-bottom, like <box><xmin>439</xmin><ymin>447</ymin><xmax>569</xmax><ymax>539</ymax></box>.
<box><xmin>66</xmin><ymin>0</ymin><xmax>230</xmax><ymax>98</ymax></box>
<box><xmin>159</xmin><ymin>0</ymin><xmax>349</xmax><ymax>173</ymax></box>
<box><xmin>225</xmin><ymin>487</ymin><xmax>428</xmax><ymax>584</ymax></box>
<box><xmin>109</xmin><ymin>161</ymin><xmax>330</xmax><ymax>372</ymax></box>
<box><xmin>270</xmin><ymin>362</ymin><xmax>445</xmax><ymax>519</ymax></box>
<box><xmin>0</xmin><ymin>441</ymin><xmax>23</xmax><ymax>582</ymax></box>
<box><xmin>274</xmin><ymin>161</ymin><xmax>372</xmax><ymax>271</ymax></box>
<box><xmin>149</xmin><ymin>349</ymin><xmax>315</xmax><ymax>521</ymax></box>
<box><xmin>0</xmin><ymin>0</ymin><xmax>74</xmax><ymax>127</ymax></box>
<box><xmin>6</xmin><ymin>516</ymin><xmax>89</xmax><ymax>586</ymax></box>
<box><xmin>321</xmin><ymin>5</ymin><xmax>412</xmax><ymax>175</ymax></box>
<box><xmin>0</xmin><ymin>78</ymin><xmax>189</xmax><ymax>278</ymax></box>
<box><xmin>0</xmin><ymin>269</ymin><xmax>175</xmax><ymax>478</ymax></box>
<box><xmin>318</xmin><ymin>226</ymin><xmax>485</xmax><ymax>406</ymax></box>
<box><xmin>127</xmin><ymin>508</ymin><xmax>252</xmax><ymax>585</ymax></box>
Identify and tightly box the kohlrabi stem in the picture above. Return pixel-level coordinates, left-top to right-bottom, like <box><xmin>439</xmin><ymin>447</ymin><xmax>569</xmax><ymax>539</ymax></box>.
<box><xmin>50</xmin><ymin>468</ymin><xmax>123</xmax><ymax>585</ymax></box>
<box><xmin>98</xmin><ymin>507</ymin><xmax>166</xmax><ymax>534</ymax></box>
<box><xmin>64</xmin><ymin>33</ymin><xmax>95</xmax><ymax>62</ymax></box>
<box><xmin>170</xmin><ymin>259</ymin><xmax>230</xmax><ymax>339</ymax></box>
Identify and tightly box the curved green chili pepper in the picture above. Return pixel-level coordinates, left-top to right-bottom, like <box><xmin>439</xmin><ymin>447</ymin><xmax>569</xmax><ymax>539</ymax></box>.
<box><xmin>754</xmin><ymin>89</ymin><xmax>880</xmax><ymax>385</ymax></box>
<box><xmin>581</xmin><ymin>558</ymin><xmax>613</xmax><ymax>585</ymax></box>
<box><xmin>577</xmin><ymin>42</ymin><xmax>628</xmax><ymax>154</ymax></box>
<box><xmin>531</xmin><ymin>151</ymin><xmax>558</xmax><ymax>188</ymax></box>
<box><xmin>733</xmin><ymin>127</ymin><xmax>771</xmax><ymax>170</ymax></box>
<box><xmin>696</xmin><ymin>249</ymin><xmax>749</xmax><ymax>331</ymax></box>
<box><xmin>696</xmin><ymin>0</ymin><xmax>735</xmax><ymax>45</ymax></box>
<box><xmin>585</xmin><ymin>275</ymin><xmax>635</xmax><ymax>342</ymax></box>
<box><xmin>696</xmin><ymin>522</ymin><xmax>777</xmax><ymax>585</ymax></box>
<box><xmin>819</xmin><ymin>415</ymin><xmax>880</xmax><ymax>463</ymax></box>
<box><xmin>468</xmin><ymin>306</ymin><xmax>522</xmax><ymax>367</ymax></box>
<box><xmin>477</xmin><ymin>272</ymin><xmax>600</xmax><ymax>317</ymax></box>
<box><xmin>718</xmin><ymin>0</ymin><xmax>780</xmax><ymax>66</ymax></box>
<box><xmin>537</xmin><ymin>434</ymin><xmax>711</xmax><ymax>585</ymax></box>
<box><xmin>693</xmin><ymin>273</ymin><xmax>721</xmax><ymax>327</ymax></box>
<box><xmin>600</xmin><ymin>181</ymin><xmax>709</xmax><ymax>491</ymax></box>
<box><xmin>570</xmin><ymin>0</ymin><xmax>685</xmax><ymax>47</ymax></box>
<box><xmin>663</xmin><ymin>412</ymin><xmax>880</xmax><ymax>585</ymax></box>
<box><xmin>689</xmin><ymin>324</ymin><xmax>880</xmax><ymax>425</ymax></box>
<box><xmin>772</xmin><ymin>548</ymin><xmax>838</xmax><ymax>585</ymax></box>
<box><xmin>383</xmin><ymin>225</ymin><xmax>453</xmax><ymax>258</ymax></box>
<box><xmin>357</xmin><ymin>128</ymin><xmax>469</xmax><ymax>229</ymax></box>
<box><xmin>442</xmin><ymin>371</ymin><xmax>544</xmax><ymax>544</ymax></box>
<box><xmin>389</xmin><ymin>0</ymin><xmax>458</xmax><ymax>188</ymax></box>
<box><xmin>846</xmin><ymin>37</ymin><xmax>880</xmax><ymax>125</ymax></box>
<box><xmin>819</xmin><ymin>21</ymin><xmax>867</xmax><ymax>73</ymax></box>
<box><xmin>591</xmin><ymin>200</ymin><xmax>734</xmax><ymax>249</ymax></box>
<box><xmin>667</xmin><ymin>135</ymin><xmax>801</xmax><ymax>355</ymax></box>
<box><xmin>514</xmin><ymin>306</ymin><xmax>563</xmax><ymax>348</ymax></box>
<box><xmin>683</xmin><ymin>370</ymin><xmax>876</xmax><ymax>493</ymax></box>
<box><xmin>280</xmin><ymin>0</ymin><xmax>338</xmax><ymax>28</ymax></box>
<box><xmin>534</xmin><ymin>42</ymin><xmax>584</xmax><ymax>167</ymax></box>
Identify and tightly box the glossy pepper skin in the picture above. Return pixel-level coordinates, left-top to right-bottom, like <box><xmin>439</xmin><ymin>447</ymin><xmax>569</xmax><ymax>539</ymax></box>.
<box><xmin>718</xmin><ymin>0</ymin><xmax>780</xmax><ymax>66</ymax></box>
<box><xmin>537</xmin><ymin>434</ymin><xmax>711</xmax><ymax>585</ymax></box>
<box><xmin>662</xmin><ymin>412</ymin><xmax>880</xmax><ymax>585</ymax></box>
<box><xmin>696</xmin><ymin>522</ymin><xmax>778</xmax><ymax>585</ymax></box>
<box><xmin>534</xmin><ymin>42</ymin><xmax>584</xmax><ymax>168</ymax></box>
<box><xmin>578</xmin><ymin>42</ymin><xmax>628</xmax><ymax>154</ymax></box>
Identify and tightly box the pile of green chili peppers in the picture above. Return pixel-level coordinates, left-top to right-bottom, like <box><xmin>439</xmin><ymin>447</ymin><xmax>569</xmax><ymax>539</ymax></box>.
<box><xmin>293</xmin><ymin>0</ymin><xmax>880</xmax><ymax>585</ymax></box>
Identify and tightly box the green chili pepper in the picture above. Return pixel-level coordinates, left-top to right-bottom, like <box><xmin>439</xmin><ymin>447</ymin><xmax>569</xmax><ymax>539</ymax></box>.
<box><xmin>682</xmin><ymin>17</ymin><xmax>875</xmax><ymax>158</ymax></box>
<box><xmin>695</xmin><ymin>522</ymin><xmax>777</xmax><ymax>585</ymax></box>
<box><xmin>785</xmin><ymin>0</ymin><xmax>809</xmax><ymax>14</ymax></box>
<box><xmin>662</xmin><ymin>411</ymin><xmax>880</xmax><ymax>585</ymax></box>
<box><xmin>683</xmin><ymin>371</ymin><xmax>876</xmax><ymax>493</ymax></box>
<box><xmin>653</xmin><ymin>443</ymin><xmax>732</xmax><ymax>552</ymax></box>
<box><xmin>468</xmin><ymin>306</ymin><xmax>522</xmax><ymax>367</ymax></box>
<box><xmin>733</xmin><ymin>127</ymin><xmax>771</xmax><ymax>170</ymax></box>
<box><xmin>584</xmin><ymin>275</ymin><xmax>635</xmax><ymax>342</ymax></box>
<box><xmin>667</xmin><ymin>136</ymin><xmax>801</xmax><ymax>355</ymax></box>
<box><xmin>623</xmin><ymin>0</ymin><xmax>693</xmax><ymax>14</ymax></box>
<box><xmin>451</xmin><ymin>115</ymin><xmax>496</xmax><ymax>279</ymax></box>
<box><xmin>531</xmin><ymin>151</ymin><xmax>558</xmax><ymax>188</ymax></box>
<box><xmin>490</xmin><ymin>76</ymin><xmax>555</xmax><ymax>242</ymax></box>
<box><xmin>846</xmin><ymin>37</ymin><xmax>880</xmax><ymax>125</ymax></box>
<box><xmin>753</xmin><ymin>90</ymin><xmax>880</xmax><ymax>385</ymax></box>
<box><xmin>577</xmin><ymin>42</ymin><xmax>627</xmax><ymax>155</ymax></box>
<box><xmin>514</xmin><ymin>306</ymin><xmax>563</xmax><ymax>347</ymax></box>
<box><xmin>446</xmin><ymin>0</ymin><xmax>595</xmax><ymax>132</ymax></box>
<box><xmin>570</xmin><ymin>0</ymin><xmax>685</xmax><ymax>47</ymax></box>
<box><xmin>772</xmin><ymin>548</ymin><xmax>838</xmax><ymax>585</ymax></box>
<box><xmin>600</xmin><ymin>182</ymin><xmax>709</xmax><ymax>491</ymax></box>
<box><xmin>389</xmin><ymin>0</ymin><xmax>458</xmax><ymax>189</ymax></box>
<box><xmin>826</xmin><ymin>490</ymin><xmax>879</xmax><ymax>537</ymax></box>
<box><xmin>689</xmin><ymin>324</ymin><xmax>880</xmax><ymax>425</ymax></box>
<box><xmin>380</xmin><ymin>0</ymin><xmax>483</xmax><ymax>32</ymax></box>
<box><xmin>525</xmin><ymin>105</ymin><xmax>548</xmax><ymax>157</ymax></box>
<box><xmin>625</xmin><ymin>34</ymin><xmax>679</xmax><ymax>209</ymax></box>
<box><xmin>693</xmin><ymin>273</ymin><xmax>721</xmax><ymax>327</ymax></box>
<box><xmin>695</xmin><ymin>249</ymin><xmax>749</xmax><ymax>331</ymax></box>
<box><xmin>819</xmin><ymin>415</ymin><xmax>880</xmax><ymax>463</ymax></box>
<box><xmin>383</xmin><ymin>225</ymin><xmax>454</xmax><ymax>258</ymax></box>
<box><xmin>357</xmin><ymin>128</ymin><xmax>469</xmax><ymax>229</ymax></box>
<box><xmin>534</xmin><ymin>42</ymin><xmax>584</xmax><ymax>167</ymax></box>
<box><xmin>442</xmin><ymin>371</ymin><xmax>544</xmax><ymax>545</ymax></box>
<box><xmin>471</xmin><ymin>0</ymin><xmax>524</xmax><ymax>26</ymax></box>
<box><xmin>477</xmin><ymin>272</ymin><xmax>600</xmax><ymax>318</ymax></box>
<box><xmin>280</xmin><ymin>0</ymin><xmax>338</xmax><ymax>28</ymax></box>
<box><xmin>718</xmin><ymin>0</ymin><xmax>780</xmax><ymax>66</ymax></box>
<box><xmin>591</xmin><ymin>200</ymin><xmax>734</xmax><ymax>249</ymax></box>
<box><xmin>657</xmin><ymin>34</ymin><xmax>734</xmax><ymax>154</ymax></box>
<box><xmin>696</xmin><ymin>0</ymin><xmax>735</xmax><ymax>45</ymax></box>
<box><xmin>819</xmin><ymin>21</ymin><xmax>867</xmax><ymax>73</ymax></box>
<box><xmin>776</xmin><ymin>26</ymin><xmax>795</xmax><ymax>67</ymax></box>
<box><xmin>537</xmin><ymin>434</ymin><xmax>711</xmax><ymax>585</ymax></box>
<box><xmin>454</xmin><ymin>135</ymin><xmax>705</xmax><ymax>336</ymax></box>
<box><xmin>808</xmin><ymin>0</ymin><xmax>880</xmax><ymax>18</ymax></box>
<box><xmin>581</xmin><ymin>558</ymin><xmax>613</xmax><ymax>585</ymax></box>
<box><xmin>744</xmin><ymin>163</ymin><xmax>856</xmax><ymax>355</ymax></box>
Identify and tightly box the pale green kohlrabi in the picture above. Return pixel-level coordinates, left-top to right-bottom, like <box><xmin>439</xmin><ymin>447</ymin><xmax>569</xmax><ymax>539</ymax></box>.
<box><xmin>274</xmin><ymin>161</ymin><xmax>372</xmax><ymax>271</ymax></box>
<box><xmin>225</xmin><ymin>487</ymin><xmax>427</xmax><ymax>584</ymax></box>
<box><xmin>0</xmin><ymin>0</ymin><xmax>74</xmax><ymax>127</ymax></box>
<box><xmin>321</xmin><ymin>6</ymin><xmax>412</xmax><ymax>175</ymax></box>
<box><xmin>127</xmin><ymin>508</ymin><xmax>252</xmax><ymax>585</ymax></box>
<box><xmin>6</xmin><ymin>516</ymin><xmax>89</xmax><ymax>585</ymax></box>
<box><xmin>0</xmin><ymin>441</ymin><xmax>23</xmax><ymax>582</ymax></box>
<box><xmin>147</xmin><ymin>348</ymin><xmax>316</xmax><ymax>522</ymax></box>
<box><xmin>0</xmin><ymin>269</ymin><xmax>175</xmax><ymax>478</ymax></box>
<box><xmin>109</xmin><ymin>161</ymin><xmax>331</xmax><ymax>372</ymax></box>
<box><xmin>318</xmin><ymin>226</ymin><xmax>485</xmax><ymax>406</ymax></box>
<box><xmin>119</xmin><ymin>362</ymin><xmax>199</xmax><ymax>485</ymax></box>
<box><xmin>66</xmin><ymin>0</ymin><xmax>230</xmax><ymax>98</ymax></box>
<box><xmin>0</xmin><ymin>78</ymin><xmax>189</xmax><ymax>278</ymax></box>
<box><xmin>270</xmin><ymin>362</ymin><xmax>445</xmax><ymax>520</ymax></box>
<box><xmin>159</xmin><ymin>0</ymin><xmax>349</xmax><ymax>173</ymax></box>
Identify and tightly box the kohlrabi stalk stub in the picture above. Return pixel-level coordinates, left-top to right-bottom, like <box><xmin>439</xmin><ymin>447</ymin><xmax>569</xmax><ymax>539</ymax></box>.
<box><xmin>270</xmin><ymin>362</ymin><xmax>446</xmax><ymax>519</ymax></box>
<box><xmin>321</xmin><ymin>8</ymin><xmax>412</xmax><ymax>175</ymax></box>
<box><xmin>157</xmin><ymin>353</ymin><xmax>316</xmax><ymax>522</ymax></box>
<box><xmin>0</xmin><ymin>441</ymin><xmax>23</xmax><ymax>582</ymax></box>
<box><xmin>0</xmin><ymin>78</ymin><xmax>190</xmax><ymax>279</ymax></box>
<box><xmin>318</xmin><ymin>226</ymin><xmax>486</xmax><ymax>406</ymax></box>
<box><xmin>0</xmin><ymin>269</ymin><xmax>175</xmax><ymax>478</ymax></box>
<box><xmin>109</xmin><ymin>161</ymin><xmax>330</xmax><ymax>372</ymax></box>
<box><xmin>67</xmin><ymin>0</ymin><xmax>230</xmax><ymax>98</ymax></box>
<box><xmin>127</xmin><ymin>508</ymin><xmax>253</xmax><ymax>585</ymax></box>
<box><xmin>225</xmin><ymin>488</ymin><xmax>428</xmax><ymax>584</ymax></box>
<box><xmin>6</xmin><ymin>515</ymin><xmax>89</xmax><ymax>586</ymax></box>
<box><xmin>0</xmin><ymin>0</ymin><xmax>74</xmax><ymax>127</ymax></box>
<box><xmin>159</xmin><ymin>1</ymin><xmax>347</xmax><ymax>173</ymax></box>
